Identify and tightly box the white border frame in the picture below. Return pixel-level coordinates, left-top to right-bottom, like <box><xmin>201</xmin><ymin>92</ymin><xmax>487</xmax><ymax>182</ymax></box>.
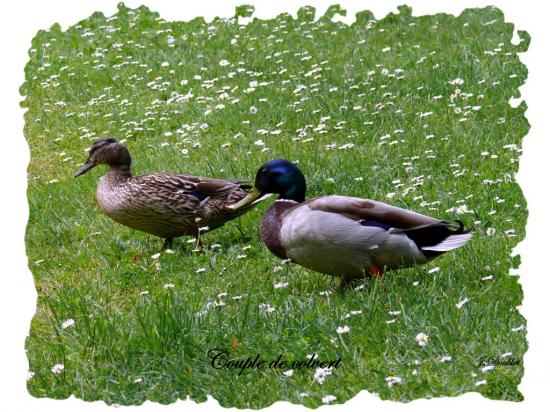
<box><xmin>2</xmin><ymin>1</ymin><xmax>548</xmax><ymax>411</ymax></box>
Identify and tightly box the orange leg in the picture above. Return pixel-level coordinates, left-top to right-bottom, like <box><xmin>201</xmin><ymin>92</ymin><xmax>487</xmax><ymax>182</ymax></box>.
<box><xmin>368</xmin><ymin>265</ymin><xmax>382</xmax><ymax>278</ymax></box>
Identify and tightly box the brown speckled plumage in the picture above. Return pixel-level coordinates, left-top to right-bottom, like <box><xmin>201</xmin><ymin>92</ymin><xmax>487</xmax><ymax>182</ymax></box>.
<box><xmin>76</xmin><ymin>138</ymin><xmax>257</xmax><ymax>247</ymax></box>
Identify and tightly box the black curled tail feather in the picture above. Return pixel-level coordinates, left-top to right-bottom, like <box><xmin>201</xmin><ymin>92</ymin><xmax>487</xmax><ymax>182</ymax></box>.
<box><xmin>453</xmin><ymin>220</ymin><xmax>466</xmax><ymax>232</ymax></box>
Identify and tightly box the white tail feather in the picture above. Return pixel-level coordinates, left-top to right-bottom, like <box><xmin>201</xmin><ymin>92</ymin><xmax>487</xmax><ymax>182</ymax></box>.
<box><xmin>421</xmin><ymin>232</ymin><xmax>473</xmax><ymax>252</ymax></box>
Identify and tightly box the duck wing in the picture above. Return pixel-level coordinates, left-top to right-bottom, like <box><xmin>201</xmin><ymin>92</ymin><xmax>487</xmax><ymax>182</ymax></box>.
<box><xmin>177</xmin><ymin>176</ymin><xmax>261</xmax><ymax>207</ymax></box>
<box><xmin>135</xmin><ymin>173</ymin><xmax>247</xmax><ymax>198</ymax></box>
<box><xmin>122</xmin><ymin>174</ymin><xmax>250</xmax><ymax>217</ymax></box>
<box><xmin>307</xmin><ymin>195</ymin><xmax>472</xmax><ymax>255</ymax></box>
<box><xmin>307</xmin><ymin>195</ymin><xmax>440</xmax><ymax>229</ymax></box>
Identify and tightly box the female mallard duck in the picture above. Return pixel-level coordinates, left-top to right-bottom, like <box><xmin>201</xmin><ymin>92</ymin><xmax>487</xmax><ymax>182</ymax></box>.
<box><xmin>228</xmin><ymin>159</ymin><xmax>473</xmax><ymax>280</ymax></box>
<box><xmin>75</xmin><ymin>138</ymin><xmax>265</xmax><ymax>248</ymax></box>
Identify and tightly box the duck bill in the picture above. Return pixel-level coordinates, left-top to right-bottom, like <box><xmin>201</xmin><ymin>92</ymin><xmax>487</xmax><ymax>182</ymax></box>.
<box><xmin>75</xmin><ymin>161</ymin><xmax>96</xmax><ymax>177</ymax></box>
<box><xmin>228</xmin><ymin>186</ymin><xmax>263</xmax><ymax>211</ymax></box>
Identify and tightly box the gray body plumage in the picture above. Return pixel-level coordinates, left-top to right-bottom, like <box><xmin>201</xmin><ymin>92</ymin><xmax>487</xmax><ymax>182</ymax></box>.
<box><xmin>261</xmin><ymin>196</ymin><xmax>473</xmax><ymax>280</ymax></box>
<box><xmin>230</xmin><ymin>159</ymin><xmax>474</xmax><ymax>280</ymax></box>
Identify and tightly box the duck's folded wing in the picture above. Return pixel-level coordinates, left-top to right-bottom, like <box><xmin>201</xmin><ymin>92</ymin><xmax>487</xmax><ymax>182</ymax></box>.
<box><xmin>307</xmin><ymin>195</ymin><xmax>441</xmax><ymax>229</ymax></box>
<box><xmin>139</xmin><ymin>173</ymin><xmax>244</xmax><ymax>195</ymax></box>
<box><xmin>184</xmin><ymin>176</ymin><xmax>247</xmax><ymax>197</ymax></box>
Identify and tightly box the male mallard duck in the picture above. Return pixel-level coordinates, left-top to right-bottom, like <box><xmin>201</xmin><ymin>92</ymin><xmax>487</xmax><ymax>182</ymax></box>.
<box><xmin>75</xmin><ymin>138</ymin><xmax>265</xmax><ymax>248</ymax></box>
<box><xmin>228</xmin><ymin>159</ymin><xmax>473</xmax><ymax>280</ymax></box>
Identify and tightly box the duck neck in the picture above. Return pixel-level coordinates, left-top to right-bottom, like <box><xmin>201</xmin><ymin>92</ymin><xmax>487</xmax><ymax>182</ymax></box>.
<box><xmin>106</xmin><ymin>164</ymin><xmax>132</xmax><ymax>182</ymax></box>
<box><xmin>279</xmin><ymin>181</ymin><xmax>306</xmax><ymax>203</ymax></box>
<box><xmin>261</xmin><ymin>201</ymin><xmax>296</xmax><ymax>259</ymax></box>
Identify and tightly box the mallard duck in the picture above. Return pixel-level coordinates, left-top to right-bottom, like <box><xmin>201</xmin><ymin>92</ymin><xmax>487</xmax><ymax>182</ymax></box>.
<box><xmin>75</xmin><ymin>138</ymin><xmax>265</xmax><ymax>248</ymax></box>
<box><xmin>228</xmin><ymin>159</ymin><xmax>473</xmax><ymax>280</ymax></box>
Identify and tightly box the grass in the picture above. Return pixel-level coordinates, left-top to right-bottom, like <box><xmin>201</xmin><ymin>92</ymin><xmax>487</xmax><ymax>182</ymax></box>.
<box><xmin>22</xmin><ymin>3</ymin><xmax>529</xmax><ymax>408</ymax></box>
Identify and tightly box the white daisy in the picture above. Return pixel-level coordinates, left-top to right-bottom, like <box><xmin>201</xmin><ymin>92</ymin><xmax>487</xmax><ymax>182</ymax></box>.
<box><xmin>456</xmin><ymin>297</ymin><xmax>469</xmax><ymax>309</ymax></box>
<box><xmin>385</xmin><ymin>376</ymin><xmax>402</xmax><ymax>387</ymax></box>
<box><xmin>51</xmin><ymin>364</ymin><xmax>64</xmax><ymax>374</ymax></box>
<box><xmin>259</xmin><ymin>303</ymin><xmax>276</xmax><ymax>314</ymax></box>
<box><xmin>415</xmin><ymin>332</ymin><xmax>428</xmax><ymax>347</ymax></box>
<box><xmin>322</xmin><ymin>395</ymin><xmax>337</xmax><ymax>404</ymax></box>
<box><xmin>61</xmin><ymin>319</ymin><xmax>75</xmax><ymax>329</ymax></box>
<box><xmin>313</xmin><ymin>367</ymin><xmax>332</xmax><ymax>384</ymax></box>
<box><xmin>481</xmin><ymin>365</ymin><xmax>494</xmax><ymax>373</ymax></box>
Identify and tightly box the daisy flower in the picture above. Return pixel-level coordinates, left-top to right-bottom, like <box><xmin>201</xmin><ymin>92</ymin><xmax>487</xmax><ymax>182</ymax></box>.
<box><xmin>415</xmin><ymin>332</ymin><xmax>428</xmax><ymax>347</ymax></box>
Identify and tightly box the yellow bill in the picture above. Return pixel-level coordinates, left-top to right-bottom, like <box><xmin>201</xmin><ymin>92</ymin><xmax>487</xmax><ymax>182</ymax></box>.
<box><xmin>227</xmin><ymin>186</ymin><xmax>263</xmax><ymax>211</ymax></box>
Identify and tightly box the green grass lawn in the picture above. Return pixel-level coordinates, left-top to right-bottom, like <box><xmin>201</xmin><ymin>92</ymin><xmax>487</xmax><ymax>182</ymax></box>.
<box><xmin>22</xmin><ymin>4</ymin><xmax>529</xmax><ymax>407</ymax></box>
